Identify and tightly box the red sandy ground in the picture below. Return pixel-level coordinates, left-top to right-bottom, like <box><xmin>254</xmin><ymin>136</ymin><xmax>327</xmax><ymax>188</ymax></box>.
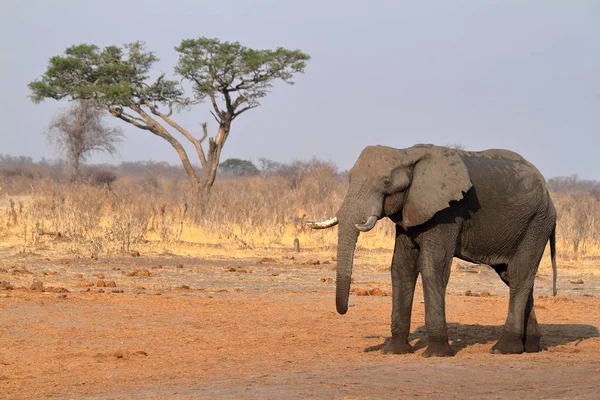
<box><xmin>0</xmin><ymin>251</ymin><xmax>599</xmax><ymax>399</ymax></box>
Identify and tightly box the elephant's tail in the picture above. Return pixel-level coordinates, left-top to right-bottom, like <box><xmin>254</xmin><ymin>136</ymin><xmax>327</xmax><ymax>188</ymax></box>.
<box><xmin>550</xmin><ymin>224</ymin><xmax>557</xmax><ymax>296</ymax></box>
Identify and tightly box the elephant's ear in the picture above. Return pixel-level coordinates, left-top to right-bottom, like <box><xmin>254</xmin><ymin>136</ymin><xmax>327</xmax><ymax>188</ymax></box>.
<box><xmin>402</xmin><ymin>149</ymin><xmax>472</xmax><ymax>227</ymax></box>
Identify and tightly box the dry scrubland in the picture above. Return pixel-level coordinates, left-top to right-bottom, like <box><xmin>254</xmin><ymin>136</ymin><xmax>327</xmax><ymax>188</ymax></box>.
<box><xmin>0</xmin><ymin>159</ymin><xmax>599</xmax><ymax>267</ymax></box>
<box><xmin>1</xmin><ymin>159</ymin><xmax>600</xmax><ymax>399</ymax></box>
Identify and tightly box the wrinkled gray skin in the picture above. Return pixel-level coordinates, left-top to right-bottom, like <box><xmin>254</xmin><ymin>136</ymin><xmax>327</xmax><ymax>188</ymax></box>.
<box><xmin>306</xmin><ymin>144</ymin><xmax>557</xmax><ymax>357</ymax></box>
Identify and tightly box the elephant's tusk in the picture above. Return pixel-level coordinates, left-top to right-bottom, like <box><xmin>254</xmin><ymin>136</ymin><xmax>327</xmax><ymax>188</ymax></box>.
<box><xmin>355</xmin><ymin>215</ymin><xmax>378</xmax><ymax>232</ymax></box>
<box><xmin>305</xmin><ymin>216</ymin><xmax>339</xmax><ymax>229</ymax></box>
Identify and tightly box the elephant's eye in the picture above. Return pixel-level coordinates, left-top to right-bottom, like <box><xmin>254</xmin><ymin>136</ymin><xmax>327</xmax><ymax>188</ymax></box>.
<box><xmin>383</xmin><ymin>179</ymin><xmax>391</xmax><ymax>188</ymax></box>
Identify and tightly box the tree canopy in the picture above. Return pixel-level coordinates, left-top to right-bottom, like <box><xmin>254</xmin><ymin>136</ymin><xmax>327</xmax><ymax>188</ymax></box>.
<box><xmin>175</xmin><ymin>38</ymin><xmax>309</xmax><ymax>123</ymax></box>
<box><xmin>29</xmin><ymin>37</ymin><xmax>310</xmax><ymax>195</ymax></box>
<box><xmin>219</xmin><ymin>158</ymin><xmax>259</xmax><ymax>176</ymax></box>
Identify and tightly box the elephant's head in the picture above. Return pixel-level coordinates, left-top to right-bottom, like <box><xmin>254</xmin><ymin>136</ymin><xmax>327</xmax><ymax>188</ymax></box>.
<box><xmin>306</xmin><ymin>145</ymin><xmax>472</xmax><ymax>315</ymax></box>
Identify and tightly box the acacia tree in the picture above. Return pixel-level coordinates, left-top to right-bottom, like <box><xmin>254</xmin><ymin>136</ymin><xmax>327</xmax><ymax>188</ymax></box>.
<box><xmin>46</xmin><ymin>100</ymin><xmax>123</xmax><ymax>181</ymax></box>
<box><xmin>28</xmin><ymin>38</ymin><xmax>310</xmax><ymax>195</ymax></box>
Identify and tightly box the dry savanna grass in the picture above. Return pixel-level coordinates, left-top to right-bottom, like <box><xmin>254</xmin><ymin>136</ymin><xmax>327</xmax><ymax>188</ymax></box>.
<box><xmin>0</xmin><ymin>164</ymin><xmax>598</xmax><ymax>275</ymax></box>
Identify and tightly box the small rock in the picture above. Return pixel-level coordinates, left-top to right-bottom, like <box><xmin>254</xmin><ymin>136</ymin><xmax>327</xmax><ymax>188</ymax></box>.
<box><xmin>303</xmin><ymin>260</ymin><xmax>320</xmax><ymax>265</ymax></box>
<box><xmin>95</xmin><ymin>273</ymin><xmax>105</xmax><ymax>279</ymax></box>
<box><xmin>322</xmin><ymin>261</ymin><xmax>331</xmax><ymax>265</ymax></box>
<box><xmin>369</xmin><ymin>287</ymin><xmax>384</xmax><ymax>296</ymax></box>
<box><xmin>77</xmin><ymin>280</ymin><xmax>95</xmax><ymax>288</ymax></box>
<box><xmin>135</xmin><ymin>285</ymin><xmax>146</xmax><ymax>290</ymax></box>
<box><xmin>75</xmin><ymin>273</ymin><xmax>83</xmax><ymax>279</ymax></box>
<box><xmin>60</xmin><ymin>259</ymin><xmax>70</xmax><ymax>265</ymax></box>
<box><xmin>130</xmin><ymin>251</ymin><xmax>141</xmax><ymax>257</ymax></box>
<box><xmin>465</xmin><ymin>290</ymin><xmax>472</xmax><ymax>296</ymax></box>
<box><xmin>320</xmin><ymin>277</ymin><xmax>334</xmax><ymax>284</ymax></box>
<box><xmin>176</xmin><ymin>264</ymin><xmax>184</xmax><ymax>269</ymax></box>
<box><xmin>259</xmin><ymin>257</ymin><xmax>277</xmax><ymax>264</ymax></box>
<box><xmin>30</xmin><ymin>281</ymin><xmax>44</xmax><ymax>292</ymax></box>
<box><xmin>111</xmin><ymin>290</ymin><xmax>124</xmax><ymax>293</ymax></box>
<box><xmin>46</xmin><ymin>287</ymin><xmax>69</xmax><ymax>293</ymax></box>
<box><xmin>179</xmin><ymin>285</ymin><xmax>190</xmax><ymax>290</ymax></box>
<box><xmin>0</xmin><ymin>281</ymin><xmax>14</xmax><ymax>290</ymax></box>
<box><xmin>271</xmin><ymin>273</ymin><xmax>280</xmax><ymax>276</ymax></box>
<box><xmin>151</xmin><ymin>265</ymin><xmax>163</xmax><ymax>269</ymax></box>
<box><xmin>114</xmin><ymin>350</ymin><xmax>130</xmax><ymax>359</ymax></box>
<box><xmin>134</xmin><ymin>350</ymin><xmax>148</xmax><ymax>356</ymax></box>
<box><xmin>98</xmin><ymin>289</ymin><xmax>105</xmax><ymax>293</ymax></box>
<box><xmin>234</xmin><ymin>288</ymin><xmax>243</xmax><ymax>292</ymax></box>
<box><xmin>57</xmin><ymin>294</ymin><xmax>67</xmax><ymax>299</ymax></box>
<box><xmin>569</xmin><ymin>279</ymin><xmax>584</xmax><ymax>284</ymax></box>
<box><xmin>354</xmin><ymin>289</ymin><xmax>370</xmax><ymax>296</ymax></box>
<box><xmin>106</xmin><ymin>281</ymin><xmax>116</xmax><ymax>288</ymax></box>
<box><xmin>480</xmin><ymin>291</ymin><xmax>491</xmax><ymax>297</ymax></box>
<box><xmin>97</xmin><ymin>280</ymin><xmax>106</xmax><ymax>288</ymax></box>
<box><xmin>127</xmin><ymin>269</ymin><xmax>151</xmax><ymax>277</ymax></box>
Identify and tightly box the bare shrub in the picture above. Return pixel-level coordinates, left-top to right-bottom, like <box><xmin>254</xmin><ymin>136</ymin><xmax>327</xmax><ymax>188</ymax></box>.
<box><xmin>106</xmin><ymin>186</ymin><xmax>153</xmax><ymax>252</ymax></box>
<box><xmin>553</xmin><ymin>191</ymin><xmax>600</xmax><ymax>259</ymax></box>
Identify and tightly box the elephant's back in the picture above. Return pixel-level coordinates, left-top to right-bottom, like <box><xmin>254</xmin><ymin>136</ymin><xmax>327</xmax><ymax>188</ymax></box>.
<box><xmin>456</xmin><ymin>153</ymin><xmax>555</xmax><ymax>263</ymax></box>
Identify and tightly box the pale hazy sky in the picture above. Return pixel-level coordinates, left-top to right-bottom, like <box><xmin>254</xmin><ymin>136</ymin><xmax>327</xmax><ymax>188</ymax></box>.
<box><xmin>1</xmin><ymin>0</ymin><xmax>598</xmax><ymax>179</ymax></box>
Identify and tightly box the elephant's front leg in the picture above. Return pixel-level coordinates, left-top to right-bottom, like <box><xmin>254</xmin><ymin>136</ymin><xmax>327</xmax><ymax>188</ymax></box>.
<box><xmin>420</xmin><ymin>242</ymin><xmax>455</xmax><ymax>357</ymax></box>
<box><xmin>383</xmin><ymin>231</ymin><xmax>419</xmax><ymax>354</ymax></box>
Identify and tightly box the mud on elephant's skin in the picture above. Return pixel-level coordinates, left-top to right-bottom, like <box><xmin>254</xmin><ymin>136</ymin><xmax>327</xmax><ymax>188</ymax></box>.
<box><xmin>306</xmin><ymin>144</ymin><xmax>557</xmax><ymax>357</ymax></box>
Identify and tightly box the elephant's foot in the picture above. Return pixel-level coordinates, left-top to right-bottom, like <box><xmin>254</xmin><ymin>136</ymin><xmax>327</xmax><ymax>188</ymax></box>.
<box><xmin>381</xmin><ymin>337</ymin><xmax>414</xmax><ymax>354</ymax></box>
<box><xmin>490</xmin><ymin>331</ymin><xmax>524</xmax><ymax>354</ymax></box>
<box><xmin>423</xmin><ymin>338</ymin><xmax>455</xmax><ymax>358</ymax></box>
<box><xmin>524</xmin><ymin>335</ymin><xmax>542</xmax><ymax>353</ymax></box>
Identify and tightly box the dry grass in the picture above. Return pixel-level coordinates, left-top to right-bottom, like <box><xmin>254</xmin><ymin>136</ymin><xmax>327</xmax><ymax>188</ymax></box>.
<box><xmin>0</xmin><ymin>169</ymin><xmax>598</xmax><ymax>273</ymax></box>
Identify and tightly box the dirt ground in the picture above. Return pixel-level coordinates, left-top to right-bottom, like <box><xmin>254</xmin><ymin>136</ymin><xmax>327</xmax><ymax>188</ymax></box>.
<box><xmin>0</xmin><ymin>243</ymin><xmax>599</xmax><ymax>399</ymax></box>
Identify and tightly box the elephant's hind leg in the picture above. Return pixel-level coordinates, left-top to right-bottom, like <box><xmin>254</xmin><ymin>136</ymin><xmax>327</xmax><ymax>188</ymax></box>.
<box><xmin>523</xmin><ymin>292</ymin><xmax>542</xmax><ymax>352</ymax></box>
<box><xmin>491</xmin><ymin>264</ymin><xmax>542</xmax><ymax>353</ymax></box>
<box><xmin>491</xmin><ymin>234</ymin><xmax>547</xmax><ymax>355</ymax></box>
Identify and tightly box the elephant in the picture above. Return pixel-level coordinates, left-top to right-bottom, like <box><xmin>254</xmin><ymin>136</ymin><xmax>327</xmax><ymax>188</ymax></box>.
<box><xmin>306</xmin><ymin>144</ymin><xmax>557</xmax><ymax>357</ymax></box>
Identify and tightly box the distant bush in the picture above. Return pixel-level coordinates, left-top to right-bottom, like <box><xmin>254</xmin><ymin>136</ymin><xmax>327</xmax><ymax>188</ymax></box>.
<box><xmin>219</xmin><ymin>158</ymin><xmax>259</xmax><ymax>176</ymax></box>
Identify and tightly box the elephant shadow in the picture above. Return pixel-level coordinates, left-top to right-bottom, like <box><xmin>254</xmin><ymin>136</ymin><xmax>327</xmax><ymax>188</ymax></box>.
<box><xmin>364</xmin><ymin>323</ymin><xmax>599</xmax><ymax>354</ymax></box>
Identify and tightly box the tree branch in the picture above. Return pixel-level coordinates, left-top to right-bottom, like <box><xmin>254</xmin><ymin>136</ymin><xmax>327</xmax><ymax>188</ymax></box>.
<box><xmin>129</xmin><ymin>104</ymin><xmax>201</xmax><ymax>184</ymax></box>
<box><xmin>208</xmin><ymin>92</ymin><xmax>223</xmax><ymax>118</ymax></box>
<box><xmin>223</xmin><ymin>90</ymin><xmax>234</xmax><ymax>115</ymax></box>
<box><xmin>232</xmin><ymin>104</ymin><xmax>258</xmax><ymax>119</ymax></box>
<box><xmin>144</xmin><ymin>101</ymin><xmax>208</xmax><ymax>171</ymax></box>
<box><xmin>199</xmin><ymin>123</ymin><xmax>208</xmax><ymax>143</ymax></box>
<box><xmin>109</xmin><ymin>107</ymin><xmax>152</xmax><ymax>131</ymax></box>
<box><xmin>208</xmin><ymin>110</ymin><xmax>221</xmax><ymax>123</ymax></box>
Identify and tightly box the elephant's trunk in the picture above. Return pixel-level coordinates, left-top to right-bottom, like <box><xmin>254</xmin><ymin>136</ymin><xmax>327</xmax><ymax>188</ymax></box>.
<box><xmin>336</xmin><ymin>222</ymin><xmax>360</xmax><ymax>314</ymax></box>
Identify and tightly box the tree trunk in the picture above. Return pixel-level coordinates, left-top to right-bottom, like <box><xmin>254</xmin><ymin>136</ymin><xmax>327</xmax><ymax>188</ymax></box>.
<box><xmin>67</xmin><ymin>153</ymin><xmax>81</xmax><ymax>183</ymax></box>
<box><xmin>200</xmin><ymin>122</ymin><xmax>231</xmax><ymax>195</ymax></box>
